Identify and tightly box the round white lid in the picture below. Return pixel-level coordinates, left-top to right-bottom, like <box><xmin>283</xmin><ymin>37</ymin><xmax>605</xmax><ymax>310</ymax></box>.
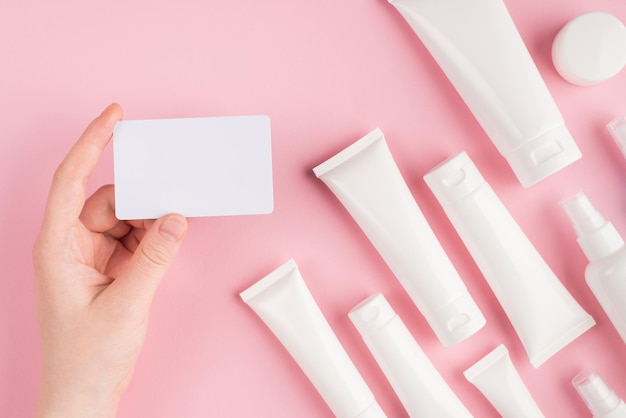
<box><xmin>552</xmin><ymin>11</ymin><xmax>626</xmax><ymax>86</ymax></box>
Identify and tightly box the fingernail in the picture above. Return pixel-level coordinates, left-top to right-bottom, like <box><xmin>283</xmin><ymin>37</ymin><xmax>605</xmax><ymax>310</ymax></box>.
<box><xmin>159</xmin><ymin>215</ymin><xmax>187</xmax><ymax>242</ymax></box>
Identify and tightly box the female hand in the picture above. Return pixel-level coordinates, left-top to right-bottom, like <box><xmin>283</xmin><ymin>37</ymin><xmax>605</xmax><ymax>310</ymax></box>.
<box><xmin>33</xmin><ymin>103</ymin><xmax>189</xmax><ymax>418</ymax></box>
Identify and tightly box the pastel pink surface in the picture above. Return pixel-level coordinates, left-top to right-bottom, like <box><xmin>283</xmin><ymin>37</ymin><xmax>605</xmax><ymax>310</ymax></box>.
<box><xmin>1</xmin><ymin>0</ymin><xmax>626</xmax><ymax>417</ymax></box>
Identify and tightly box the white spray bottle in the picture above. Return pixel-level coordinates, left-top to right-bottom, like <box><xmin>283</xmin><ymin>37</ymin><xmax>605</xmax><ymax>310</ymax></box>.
<box><xmin>573</xmin><ymin>370</ymin><xmax>626</xmax><ymax>418</ymax></box>
<box><xmin>562</xmin><ymin>191</ymin><xmax>626</xmax><ymax>344</ymax></box>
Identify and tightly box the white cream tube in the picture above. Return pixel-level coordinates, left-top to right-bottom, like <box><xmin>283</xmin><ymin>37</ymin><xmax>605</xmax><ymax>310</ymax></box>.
<box><xmin>240</xmin><ymin>259</ymin><xmax>386</xmax><ymax>418</ymax></box>
<box><xmin>387</xmin><ymin>0</ymin><xmax>581</xmax><ymax>187</ymax></box>
<box><xmin>424</xmin><ymin>152</ymin><xmax>594</xmax><ymax>367</ymax></box>
<box><xmin>350</xmin><ymin>293</ymin><xmax>473</xmax><ymax>417</ymax></box>
<box><xmin>464</xmin><ymin>345</ymin><xmax>545</xmax><ymax>418</ymax></box>
<box><xmin>313</xmin><ymin>128</ymin><xmax>485</xmax><ymax>347</ymax></box>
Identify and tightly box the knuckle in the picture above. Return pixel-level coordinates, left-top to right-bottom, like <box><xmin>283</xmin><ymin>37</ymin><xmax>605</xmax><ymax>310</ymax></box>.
<box><xmin>138</xmin><ymin>241</ymin><xmax>172</xmax><ymax>269</ymax></box>
<box><xmin>52</xmin><ymin>161</ymin><xmax>72</xmax><ymax>181</ymax></box>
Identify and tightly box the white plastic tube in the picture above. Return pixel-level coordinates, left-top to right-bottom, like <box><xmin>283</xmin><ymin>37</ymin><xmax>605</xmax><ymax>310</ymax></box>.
<box><xmin>349</xmin><ymin>293</ymin><xmax>473</xmax><ymax>417</ymax></box>
<box><xmin>424</xmin><ymin>152</ymin><xmax>595</xmax><ymax>367</ymax></box>
<box><xmin>387</xmin><ymin>0</ymin><xmax>581</xmax><ymax>187</ymax></box>
<box><xmin>240</xmin><ymin>259</ymin><xmax>386</xmax><ymax>418</ymax></box>
<box><xmin>464</xmin><ymin>345</ymin><xmax>545</xmax><ymax>418</ymax></box>
<box><xmin>313</xmin><ymin>128</ymin><xmax>485</xmax><ymax>347</ymax></box>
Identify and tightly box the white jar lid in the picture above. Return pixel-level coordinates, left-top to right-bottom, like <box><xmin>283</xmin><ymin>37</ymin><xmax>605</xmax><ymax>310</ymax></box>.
<box><xmin>552</xmin><ymin>11</ymin><xmax>626</xmax><ymax>86</ymax></box>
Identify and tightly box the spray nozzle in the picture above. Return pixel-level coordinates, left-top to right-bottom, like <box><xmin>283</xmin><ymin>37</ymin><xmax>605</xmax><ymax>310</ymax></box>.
<box><xmin>573</xmin><ymin>370</ymin><xmax>624</xmax><ymax>416</ymax></box>
<box><xmin>561</xmin><ymin>192</ymin><xmax>607</xmax><ymax>236</ymax></box>
<box><xmin>561</xmin><ymin>191</ymin><xmax>625</xmax><ymax>261</ymax></box>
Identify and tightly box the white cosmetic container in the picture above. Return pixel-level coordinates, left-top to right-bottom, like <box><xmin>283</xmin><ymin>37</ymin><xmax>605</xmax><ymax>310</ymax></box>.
<box><xmin>313</xmin><ymin>128</ymin><xmax>485</xmax><ymax>347</ymax></box>
<box><xmin>573</xmin><ymin>370</ymin><xmax>626</xmax><ymax>418</ymax></box>
<box><xmin>561</xmin><ymin>192</ymin><xmax>626</xmax><ymax>344</ymax></box>
<box><xmin>240</xmin><ymin>259</ymin><xmax>386</xmax><ymax>418</ymax></box>
<box><xmin>349</xmin><ymin>293</ymin><xmax>473</xmax><ymax>417</ymax></box>
<box><xmin>552</xmin><ymin>12</ymin><xmax>626</xmax><ymax>86</ymax></box>
<box><xmin>424</xmin><ymin>152</ymin><xmax>594</xmax><ymax>367</ymax></box>
<box><xmin>387</xmin><ymin>0</ymin><xmax>581</xmax><ymax>187</ymax></box>
<box><xmin>464</xmin><ymin>345</ymin><xmax>545</xmax><ymax>418</ymax></box>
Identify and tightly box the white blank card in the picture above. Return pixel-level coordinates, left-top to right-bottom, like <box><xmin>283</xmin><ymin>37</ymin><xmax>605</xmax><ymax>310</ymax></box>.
<box><xmin>113</xmin><ymin>115</ymin><xmax>273</xmax><ymax>220</ymax></box>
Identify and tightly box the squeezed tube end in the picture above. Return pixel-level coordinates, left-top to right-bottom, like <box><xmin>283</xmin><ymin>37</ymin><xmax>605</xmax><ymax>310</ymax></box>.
<box><xmin>239</xmin><ymin>258</ymin><xmax>298</xmax><ymax>303</ymax></box>
<box><xmin>312</xmin><ymin>128</ymin><xmax>384</xmax><ymax>178</ymax></box>
<box><xmin>506</xmin><ymin>124</ymin><xmax>581</xmax><ymax>188</ymax></box>
<box><xmin>573</xmin><ymin>370</ymin><xmax>624</xmax><ymax>417</ymax></box>
<box><xmin>463</xmin><ymin>344</ymin><xmax>508</xmax><ymax>382</ymax></box>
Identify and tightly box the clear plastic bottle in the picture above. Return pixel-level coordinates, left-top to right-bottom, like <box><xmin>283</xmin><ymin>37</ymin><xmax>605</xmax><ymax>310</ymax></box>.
<box><xmin>562</xmin><ymin>192</ymin><xmax>626</xmax><ymax>344</ymax></box>
<box><xmin>572</xmin><ymin>370</ymin><xmax>626</xmax><ymax>418</ymax></box>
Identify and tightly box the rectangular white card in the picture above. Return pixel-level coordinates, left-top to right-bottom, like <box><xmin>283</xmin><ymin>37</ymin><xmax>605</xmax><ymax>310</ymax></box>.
<box><xmin>113</xmin><ymin>115</ymin><xmax>273</xmax><ymax>220</ymax></box>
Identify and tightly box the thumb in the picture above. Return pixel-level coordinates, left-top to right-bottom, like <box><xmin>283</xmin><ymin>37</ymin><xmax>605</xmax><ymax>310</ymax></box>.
<box><xmin>112</xmin><ymin>214</ymin><xmax>188</xmax><ymax>307</ymax></box>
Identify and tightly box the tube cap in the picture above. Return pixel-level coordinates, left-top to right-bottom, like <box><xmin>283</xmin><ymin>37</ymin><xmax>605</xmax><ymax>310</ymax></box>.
<box><xmin>350</xmin><ymin>293</ymin><xmax>485</xmax><ymax>347</ymax></box>
<box><xmin>561</xmin><ymin>191</ymin><xmax>625</xmax><ymax>261</ymax></box>
<box><xmin>573</xmin><ymin>370</ymin><xmax>624</xmax><ymax>416</ymax></box>
<box><xmin>506</xmin><ymin>124</ymin><xmax>582</xmax><ymax>188</ymax></box>
<box><xmin>552</xmin><ymin>12</ymin><xmax>626</xmax><ymax>86</ymax></box>
<box><xmin>426</xmin><ymin>293</ymin><xmax>486</xmax><ymax>346</ymax></box>
<box><xmin>608</xmin><ymin>116</ymin><xmax>626</xmax><ymax>160</ymax></box>
<box><xmin>349</xmin><ymin>293</ymin><xmax>396</xmax><ymax>336</ymax></box>
<box><xmin>424</xmin><ymin>151</ymin><xmax>484</xmax><ymax>205</ymax></box>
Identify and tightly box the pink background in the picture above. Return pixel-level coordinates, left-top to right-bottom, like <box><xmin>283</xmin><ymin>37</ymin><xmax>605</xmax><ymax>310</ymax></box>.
<box><xmin>2</xmin><ymin>0</ymin><xmax>626</xmax><ymax>416</ymax></box>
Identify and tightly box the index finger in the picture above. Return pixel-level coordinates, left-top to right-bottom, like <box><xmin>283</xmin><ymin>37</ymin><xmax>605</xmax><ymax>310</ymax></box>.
<box><xmin>44</xmin><ymin>103</ymin><xmax>123</xmax><ymax>229</ymax></box>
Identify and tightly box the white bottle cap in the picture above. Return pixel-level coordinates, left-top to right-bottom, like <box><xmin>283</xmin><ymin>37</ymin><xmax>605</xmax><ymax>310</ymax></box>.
<box><xmin>351</xmin><ymin>291</ymin><xmax>484</xmax><ymax>347</ymax></box>
<box><xmin>573</xmin><ymin>370</ymin><xmax>624</xmax><ymax>416</ymax></box>
<box><xmin>608</xmin><ymin>116</ymin><xmax>626</xmax><ymax>160</ymax></box>
<box><xmin>425</xmin><ymin>151</ymin><xmax>485</xmax><ymax>204</ymax></box>
<box><xmin>561</xmin><ymin>191</ymin><xmax>625</xmax><ymax>261</ymax></box>
<box><xmin>552</xmin><ymin>12</ymin><xmax>626</xmax><ymax>86</ymax></box>
<box><xmin>349</xmin><ymin>293</ymin><xmax>396</xmax><ymax>336</ymax></box>
<box><xmin>506</xmin><ymin>124</ymin><xmax>582</xmax><ymax>188</ymax></box>
<box><xmin>425</xmin><ymin>293</ymin><xmax>487</xmax><ymax>346</ymax></box>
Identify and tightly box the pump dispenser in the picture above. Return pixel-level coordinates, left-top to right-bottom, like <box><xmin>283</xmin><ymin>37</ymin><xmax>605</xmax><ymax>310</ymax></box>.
<box><xmin>572</xmin><ymin>370</ymin><xmax>626</xmax><ymax>418</ymax></box>
<box><xmin>562</xmin><ymin>192</ymin><xmax>626</xmax><ymax>344</ymax></box>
